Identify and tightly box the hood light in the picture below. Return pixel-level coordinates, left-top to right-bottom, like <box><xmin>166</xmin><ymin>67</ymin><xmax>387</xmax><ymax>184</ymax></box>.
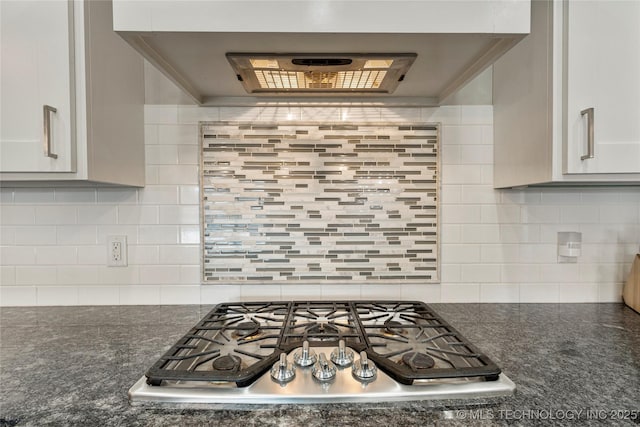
<box><xmin>227</xmin><ymin>53</ymin><xmax>416</xmax><ymax>95</ymax></box>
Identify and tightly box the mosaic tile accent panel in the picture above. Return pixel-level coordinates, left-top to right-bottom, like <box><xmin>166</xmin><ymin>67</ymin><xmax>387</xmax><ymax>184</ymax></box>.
<box><xmin>200</xmin><ymin>122</ymin><xmax>440</xmax><ymax>284</ymax></box>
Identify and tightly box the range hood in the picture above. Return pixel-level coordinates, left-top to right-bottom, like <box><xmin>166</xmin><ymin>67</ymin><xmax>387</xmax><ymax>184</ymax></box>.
<box><xmin>113</xmin><ymin>0</ymin><xmax>530</xmax><ymax>105</ymax></box>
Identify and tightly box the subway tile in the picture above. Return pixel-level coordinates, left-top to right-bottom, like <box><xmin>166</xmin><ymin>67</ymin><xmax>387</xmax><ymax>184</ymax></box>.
<box><xmin>579</xmin><ymin>263</ymin><xmax>628</xmax><ymax>283</ymax></box>
<box><xmin>459</xmin><ymin>144</ymin><xmax>493</xmax><ymax>165</ymax></box>
<box><xmin>145</xmin><ymin>166</ymin><xmax>159</xmax><ymax>185</ymax></box>
<box><xmin>441</xmin><ymin>165</ymin><xmax>483</xmax><ymax>184</ymax></box>
<box><xmin>0</xmin><ymin>266</ymin><xmax>16</xmax><ymax>285</ymax></box>
<box><xmin>159</xmin><ymin>245</ymin><xmax>200</xmax><ymax>265</ymax></box>
<box><xmin>201</xmin><ymin>285</ymin><xmax>241</xmax><ymax>304</ymax></box>
<box><xmin>180</xmin><ymin>226</ymin><xmax>200</xmax><ymax>244</ymax></box>
<box><xmin>76</xmin><ymin>246</ymin><xmax>106</xmax><ymax>265</ymax></box>
<box><xmin>119</xmin><ymin>285</ymin><xmax>161</xmax><ymax>305</ymax></box>
<box><xmin>440</xmin><ymin>284</ymin><xmax>480</xmax><ymax>302</ymax></box>
<box><xmin>480</xmin><ymin>244</ymin><xmax>520</xmax><ymax>263</ymax></box>
<box><xmin>178</xmin><ymin>145</ymin><xmax>199</xmax><ymax>165</ymax></box>
<box><xmin>440</xmin><ymin>264</ymin><xmax>461</xmax><ymax>282</ymax></box>
<box><xmin>460</xmin><ymin>105</ymin><xmax>493</xmax><ymax>125</ymax></box>
<box><xmin>77</xmin><ymin>206</ymin><xmax>118</xmax><ymax>225</ymax></box>
<box><xmin>440</xmin><ymin>224</ymin><xmax>461</xmax><ymax>244</ymax></box>
<box><xmin>240</xmin><ymin>284</ymin><xmax>282</xmax><ymax>301</ymax></box>
<box><xmin>440</xmin><ymin>145</ymin><xmax>460</xmax><ymax>165</ymax></box>
<box><xmin>16</xmin><ymin>266</ymin><xmax>57</xmax><ymax>285</ymax></box>
<box><xmin>599</xmin><ymin>205</ymin><xmax>639</xmax><ymax>224</ymax></box>
<box><xmin>157</xmin><ymin>124</ymin><xmax>198</xmax><ymax>145</ymax></box>
<box><xmin>97</xmin><ymin>225</ymin><xmax>139</xmax><ymax>244</ymax></box>
<box><xmin>78</xmin><ymin>286</ymin><xmax>120</xmax><ymax>305</ymax></box>
<box><xmin>57</xmin><ymin>266</ymin><xmax>99</xmax><ymax>285</ymax></box>
<box><xmin>139</xmin><ymin>265</ymin><xmax>180</xmax><ymax>284</ymax></box>
<box><xmin>480</xmin><ymin>205</ymin><xmax>521</xmax><ymax>224</ymax></box>
<box><xmin>145</xmin><ymin>145</ymin><xmax>179</xmax><ymax>165</ymax></box>
<box><xmin>500</xmin><ymin>264</ymin><xmax>540</xmax><ymax>282</ymax></box>
<box><xmin>138</xmin><ymin>186</ymin><xmax>179</xmax><ymax>205</ymax></box>
<box><xmin>35</xmin><ymin>246</ymin><xmax>77</xmax><ymax>265</ymax></box>
<box><xmin>1</xmin><ymin>206</ymin><xmax>36</xmax><ymax>225</ymax></box>
<box><xmin>14</xmin><ymin>226</ymin><xmax>57</xmax><ymax>245</ymax></box>
<box><xmin>36</xmin><ymin>286</ymin><xmax>79</xmax><ymax>306</ymax></box>
<box><xmin>440</xmin><ymin>244</ymin><xmax>481</xmax><ymax>263</ymax></box>
<box><xmin>155</xmin><ymin>165</ymin><xmax>199</xmax><ymax>185</ymax></box>
<box><xmin>160</xmin><ymin>285</ymin><xmax>201</xmax><ymax>304</ymax></box>
<box><xmin>159</xmin><ymin>205</ymin><xmax>199</xmax><ymax>225</ymax></box>
<box><xmin>300</xmin><ymin>107</ymin><xmax>340</xmax><ymax>122</ymax></box>
<box><xmin>98</xmin><ymin>266</ymin><xmax>140</xmax><ymax>285</ymax></box>
<box><xmin>144</xmin><ymin>124</ymin><xmax>159</xmax><ymax>145</ymax></box>
<box><xmin>179</xmin><ymin>186</ymin><xmax>200</xmax><ymax>205</ymax></box>
<box><xmin>560</xmin><ymin>205</ymin><xmax>599</xmax><ymax>224</ymax></box>
<box><xmin>0</xmin><ymin>188</ymin><xmax>13</xmax><ymax>203</ymax></box>
<box><xmin>178</xmin><ymin>106</ymin><xmax>220</xmax><ymax>124</ymax></box>
<box><xmin>580</xmin><ymin>188</ymin><xmax>620</xmax><ymax>204</ymax></box>
<box><xmin>517</xmin><ymin>244</ymin><xmax>557</xmax><ymax>263</ymax></box>
<box><xmin>558</xmin><ymin>283</ymin><xmax>599</xmax><ymax>303</ymax></box>
<box><xmin>320</xmin><ymin>284</ymin><xmax>361</xmax><ymax>300</ymax></box>
<box><xmin>0</xmin><ymin>246</ymin><xmax>36</xmax><ymax>265</ymax></box>
<box><xmin>363</xmin><ymin>284</ymin><xmax>402</xmax><ymax>299</ymax></box>
<box><xmin>97</xmin><ymin>188</ymin><xmax>138</xmax><ymax>205</ymax></box>
<box><xmin>118</xmin><ymin>206</ymin><xmax>159</xmax><ymax>225</ymax></box>
<box><xmin>56</xmin><ymin>226</ymin><xmax>98</xmax><ymax>245</ymax></box>
<box><xmin>280</xmin><ymin>284</ymin><xmax>323</xmax><ymax>300</ymax></box>
<box><xmin>400</xmin><ymin>284</ymin><xmax>440</xmax><ymax>302</ymax></box>
<box><xmin>441</xmin><ymin>125</ymin><xmax>482</xmax><ymax>145</ymax></box>
<box><xmin>139</xmin><ymin>225</ymin><xmax>179</xmax><ymax>244</ymax></box>
<box><xmin>598</xmin><ymin>282</ymin><xmax>623</xmax><ymax>303</ymax></box>
<box><xmin>538</xmin><ymin>264</ymin><xmax>580</xmax><ymax>283</ymax></box>
<box><xmin>440</xmin><ymin>185</ymin><xmax>461</xmax><ymax>204</ymax></box>
<box><xmin>0</xmin><ymin>286</ymin><xmax>37</xmax><ymax>306</ymax></box>
<box><xmin>479</xmin><ymin>284</ymin><xmax>519</xmax><ymax>303</ymax></box>
<box><xmin>180</xmin><ymin>265</ymin><xmax>200</xmax><ymax>284</ymax></box>
<box><xmin>460</xmin><ymin>185</ymin><xmax>500</xmax><ymax>204</ymax></box>
<box><xmin>519</xmin><ymin>283</ymin><xmax>559</xmax><ymax>303</ymax></box>
<box><xmin>144</xmin><ymin>105</ymin><xmax>178</xmax><ymax>124</ymax></box>
<box><xmin>498</xmin><ymin>224</ymin><xmax>540</xmax><ymax>243</ymax></box>
<box><xmin>422</xmin><ymin>106</ymin><xmax>460</xmax><ymax>125</ymax></box>
<box><xmin>460</xmin><ymin>264</ymin><xmax>500</xmax><ymax>283</ymax></box>
<box><xmin>379</xmin><ymin>108</ymin><xmax>421</xmax><ymax>122</ymax></box>
<box><xmin>35</xmin><ymin>206</ymin><xmax>77</xmax><ymax>225</ymax></box>
<box><xmin>54</xmin><ymin>189</ymin><xmax>96</xmax><ymax>203</ymax></box>
<box><xmin>13</xmin><ymin>188</ymin><xmax>55</xmax><ymax>203</ymax></box>
<box><xmin>441</xmin><ymin>205</ymin><xmax>481</xmax><ymax>224</ymax></box>
<box><xmin>128</xmin><ymin>246</ymin><xmax>160</xmax><ymax>265</ymax></box>
<box><xmin>461</xmin><ymin>224</ymin><xmax>501</xmax><ymax>244</ymax></box>
<box><xmin>0</xmin><ymin>227</ymin><xmax>15</xmax><ymax>244</ymax></box>
<box><xmin>540</xmin><ymin>190</ymin><xmax>581</xmax><ymax>205</ymax></box>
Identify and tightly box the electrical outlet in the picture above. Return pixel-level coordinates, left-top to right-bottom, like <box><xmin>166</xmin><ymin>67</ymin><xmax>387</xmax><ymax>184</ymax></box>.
<box><xmin>107</xmin><ymin>235</ymin><xmax>128</xmax><ymax>267</ymax></box>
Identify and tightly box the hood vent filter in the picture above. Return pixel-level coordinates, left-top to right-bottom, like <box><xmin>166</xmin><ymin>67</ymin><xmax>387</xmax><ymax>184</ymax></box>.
<box><xmin>227</xmin><ymin>53</ymin><xmax>416</xmax><ymax>95</ymax></box>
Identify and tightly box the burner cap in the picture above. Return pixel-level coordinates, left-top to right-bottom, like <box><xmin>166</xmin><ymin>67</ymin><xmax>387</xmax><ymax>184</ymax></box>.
<box><xmin>233</xmin><ymin>320</ymin><xmax>260</xmax><ymax>338</ymax></box>
<box><xmin>401</xmin><ymin>352</ymin><xmax>435</xmax><ymax>370</ymax></box>
<box><xmin>306</xmin><ymin>322</ymin><xmax>340</xmax><ymax>337</ymax></box>
<box><xmin>383</xmin><ymin>320</ymin><xmax>406</xmax><ymax>336</ymax></box>
<box><xmin>212</xmin><ymin>354</ymin><xmax>242</xmax><ymax>371</ymax></box>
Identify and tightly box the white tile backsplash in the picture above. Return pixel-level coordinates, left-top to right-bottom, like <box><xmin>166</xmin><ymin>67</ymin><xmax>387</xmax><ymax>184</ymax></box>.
<box><xmin>1</xmin><ymin>105</ymin><xmax>638</xmax><ymax>305</ymax></box>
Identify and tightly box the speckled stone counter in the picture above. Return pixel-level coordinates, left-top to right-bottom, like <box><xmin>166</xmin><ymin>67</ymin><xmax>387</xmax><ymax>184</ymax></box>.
<box><xmin>1</xmin><ymin>303</ymin><xmax>639</xmax><ymax>426</ymax></box>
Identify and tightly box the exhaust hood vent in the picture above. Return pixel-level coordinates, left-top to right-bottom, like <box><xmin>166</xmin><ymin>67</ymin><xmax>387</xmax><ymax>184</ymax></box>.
<box><xmin>227</xmin><ymin>53</ymin><xmax>416</xmax><ymax>95</ymax></box>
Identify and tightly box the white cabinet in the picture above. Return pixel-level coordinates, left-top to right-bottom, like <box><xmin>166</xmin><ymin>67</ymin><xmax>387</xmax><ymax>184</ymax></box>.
<box><xmin>564</xmin><ymin>0</ymin><xmax>640</xmax><ymax>174</ymax></box>
<box><xmin>493</xmin><ymin>0</ymin><xmax>640</xmax><ymax>188</ymax></box>
<box><xmin>0</xmin><ymin>0</ymin><xmax>145</xmax><ymax>186</ymax></box>
<box><xmin>1</xmin><ymin>1</ymin><xmax>74</xmax><ymax>172</ymax></box>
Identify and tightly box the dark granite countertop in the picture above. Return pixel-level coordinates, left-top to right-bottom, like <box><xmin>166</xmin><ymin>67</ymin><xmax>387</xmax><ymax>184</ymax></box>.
<box><xmin>1</xmin><ymin>303</ymin><xmax>639</xmax><ymax>426</ymax></box>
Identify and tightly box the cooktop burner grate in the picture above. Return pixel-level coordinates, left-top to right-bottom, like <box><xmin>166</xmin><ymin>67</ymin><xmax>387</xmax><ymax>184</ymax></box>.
<box><xmin>145</xmin><ymin>301</ymin><xmax>501</xmax><ymax>387</ymax></box>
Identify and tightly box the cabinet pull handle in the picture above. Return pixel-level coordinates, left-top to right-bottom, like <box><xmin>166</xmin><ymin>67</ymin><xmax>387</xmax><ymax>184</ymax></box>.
<box><xmin>580</xmin><ymin>107</ymin><xmax>594</xmax><ymax>161</ymax></box>
<box><xmin>43</xmin><ymin>105</ymin><xmax>58</xmax><ymax>159</ymax></box>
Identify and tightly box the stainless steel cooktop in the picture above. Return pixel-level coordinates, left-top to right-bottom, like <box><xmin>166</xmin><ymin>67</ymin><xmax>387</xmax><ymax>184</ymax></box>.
<box><xmin>129</xmin><ymin>301</ymin><xmax>515</xmax><ymax>404</ymax></box>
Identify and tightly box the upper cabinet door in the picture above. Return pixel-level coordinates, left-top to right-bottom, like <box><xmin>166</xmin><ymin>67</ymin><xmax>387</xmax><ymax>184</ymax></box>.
<box><xmin>564</xmin><ymin>0</ymin><xmax>640</xmax><ymax>174</ymax></box>
<box><xmin>0</xmin><ymin>0</ymin><xmax>75</xmax><ymax>172</ymax></box>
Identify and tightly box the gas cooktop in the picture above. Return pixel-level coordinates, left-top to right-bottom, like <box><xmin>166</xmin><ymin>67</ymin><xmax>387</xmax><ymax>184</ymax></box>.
<box><xmin>129</xmin><ymin>301</ymin><xmax>515</xmax><ymax>404</ymax></box>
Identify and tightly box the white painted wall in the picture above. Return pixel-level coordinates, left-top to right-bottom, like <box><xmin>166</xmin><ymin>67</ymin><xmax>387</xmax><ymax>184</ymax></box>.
<box><xmin>1</xmin><ymin>105</ymin><xmax>638</xmax><ymax>306</ymax></box>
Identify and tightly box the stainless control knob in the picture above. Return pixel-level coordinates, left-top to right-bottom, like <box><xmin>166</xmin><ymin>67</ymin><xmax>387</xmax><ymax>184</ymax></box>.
<box><xmin>312</xmin><ymin>353</ymin><xmax>337</xmax><ymax>382</ymax></box>
<box><xmin>352</xmin><ymin>351</ymin><xmax>377</xmax><ymax>382</ymax></box>
<box><xmin>330</xmin><ymin>339</ymin><xmax>354</xmax><ymax>367</ymax></box>
<box><xmin>293</xmin><ymin>341</ymin><xmax>317</xmax><ymax>367</ymax></box>
<box><xmin>270</xmin><ymin>353</ymin><xmax>295</xmax><ymax>383</ymax></box>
